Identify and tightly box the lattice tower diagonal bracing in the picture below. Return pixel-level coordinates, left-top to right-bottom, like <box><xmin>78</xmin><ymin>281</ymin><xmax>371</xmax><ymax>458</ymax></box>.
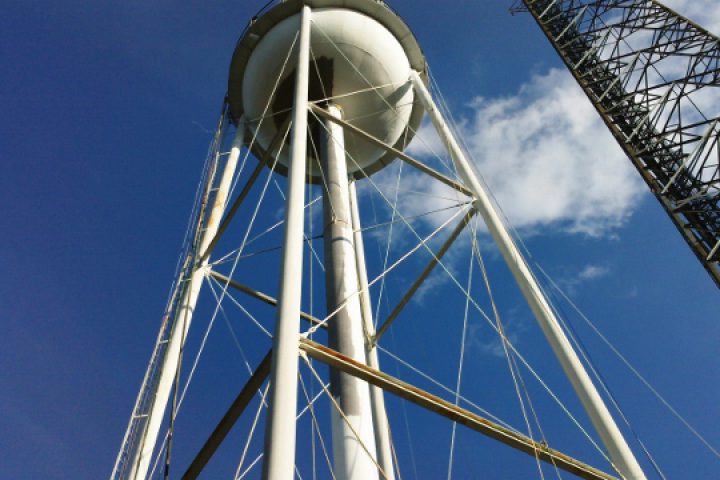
<box><xmin>523</xmin><ymin>0</ymin><xmax>720</xmax><ymax>287</ymax></box>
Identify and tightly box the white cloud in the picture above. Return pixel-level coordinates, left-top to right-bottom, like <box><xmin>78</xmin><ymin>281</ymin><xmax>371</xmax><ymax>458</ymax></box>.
<box><xmin>577</xmin><ymin>264</ymin><xmax>609</xmax><ymax>281</ymax></box>
<box><xmin>408</xmin><ymin>68</ymin><xmax>647</xmax><ymax>237</ymax></box>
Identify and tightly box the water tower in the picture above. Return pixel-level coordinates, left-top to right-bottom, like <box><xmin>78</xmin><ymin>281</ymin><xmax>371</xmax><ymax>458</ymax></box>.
<box><xmin>230</xmin><ymin>2</ymin><xmax>424</xmax><ymax>479</ymax></box>
<box><xmin>113</xmin><ymin>1</ymin><xmax>649</xmax><ymax>479</ymax></box>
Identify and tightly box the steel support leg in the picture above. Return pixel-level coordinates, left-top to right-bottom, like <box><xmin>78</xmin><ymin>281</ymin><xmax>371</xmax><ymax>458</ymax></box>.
<box><xmin>410</xmin><ymin>70</ymin><xmax>646</xmax><ymax>480</ymax></box>
<box><xmin>127</xmin><ymin>119</ymin><xmax>245</xmax><ymax>480</ymax></box>
<box><xmin>261</xmin><ymin>6</ymin><xmax>311</xmax><ymax>480</ymax></box>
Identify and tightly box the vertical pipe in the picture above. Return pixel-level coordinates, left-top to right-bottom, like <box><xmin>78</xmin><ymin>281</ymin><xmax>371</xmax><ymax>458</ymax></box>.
<box><xmin>128</xmin><ymin>119</ymin><xmax>245</xmax><ymax>480</ymax></box>
<box><xmin>321</xmin><ymin>104</ymin><xmax>380</xmax><ymax>480</ymax></box>
<box><xmin>349</xmin><ymin>181</ymin><xmax>396</xmax><ymax>480</ymax></box>
<box><xmin>409</xmin><ymin>70</ymin><xmax>646</xmax><ymax>480</ymax></box>
<box><xmin>261</xmin><ymin>6</ymin><xmax>311</xmax><ymax>480</ymax></box>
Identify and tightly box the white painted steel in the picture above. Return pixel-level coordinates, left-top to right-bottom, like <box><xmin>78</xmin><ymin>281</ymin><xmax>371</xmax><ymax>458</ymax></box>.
<box><xmin>128</xmin><ymin>120</ymin><xmax>245</xmax><ymax>480</ymax></box>
<box><xmin>409</xmin><ymin>70</ymin><xmax>647</xmax><ymax>480</ymax></box>
<box><xmin>242</xmin><ymin>8</ymin><xmax>414</xmax><ymax>177</ymax></box>
<box><xmin>322</xmin><ymin>104</ymin><xmax>380</xmax><ymax>480</ymax></box>
<box><xmin>260</xmin><ymin>7</ymin><xmax>311</xmax><ymax>480</ymax></box>
<box><xmin>349</xmin><ymin>180</ymin><xmax>396</xmax><ymax>480</ymax></box>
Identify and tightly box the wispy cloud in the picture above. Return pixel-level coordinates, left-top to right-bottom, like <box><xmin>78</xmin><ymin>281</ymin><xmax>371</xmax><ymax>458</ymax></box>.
<box><xmin>465</xmin><ymin>308</ymin><xmax>528</xmax><ymax>359</ymax></box>
<box><xmin>577</xmin><ymin>264</ymin><xmax>609</xmax><ymax>281</ymax></box>
<box><xmin>554</xmin><ymin>263</ymin><xmax>611</xmax><ymax>296</ymax></box>
<box><xmin>475</xmin><ymin>328</ymin><xmax>520</xmax><ymax>359</ymax></box>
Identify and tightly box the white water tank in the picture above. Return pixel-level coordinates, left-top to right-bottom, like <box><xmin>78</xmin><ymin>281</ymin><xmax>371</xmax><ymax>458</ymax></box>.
<box><xmin>228</xmin><ymin>0</ymin><xmax>426</xmax><ymax>181</ymax></box>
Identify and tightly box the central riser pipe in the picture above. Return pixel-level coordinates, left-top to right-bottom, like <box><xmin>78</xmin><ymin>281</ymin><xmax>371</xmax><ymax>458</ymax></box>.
<box><xmin>321</xmin><ymin>104</ymin><xmax>381</xmax><ymax>480</ymax></box>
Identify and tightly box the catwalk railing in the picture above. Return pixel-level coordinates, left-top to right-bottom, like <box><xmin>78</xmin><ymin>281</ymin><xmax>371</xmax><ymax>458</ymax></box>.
<box><xmin>523</xmin><ymin>0</ymin><xmax>720</xmax><ymax>287</ymax></box>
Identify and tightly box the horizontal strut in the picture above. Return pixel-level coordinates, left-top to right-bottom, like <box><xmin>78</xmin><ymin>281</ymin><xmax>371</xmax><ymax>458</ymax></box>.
<box><xmin>300</xmin><ymin>339</ymin><xmax>616</xmax><ymax>480</ymax></box>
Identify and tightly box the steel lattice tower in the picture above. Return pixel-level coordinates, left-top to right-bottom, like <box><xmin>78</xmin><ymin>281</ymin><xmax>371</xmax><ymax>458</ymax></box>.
<box><xmin>522</xmin><ymin>0</ymin><xmax>720</xmax><ymax>286</ymax></box>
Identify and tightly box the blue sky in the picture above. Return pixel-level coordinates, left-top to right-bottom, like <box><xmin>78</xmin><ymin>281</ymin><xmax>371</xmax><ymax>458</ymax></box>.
<box><xmin>2</xmin><ymin>1</ymin><xmax>719</xmax><ymax>479</ymax></box>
